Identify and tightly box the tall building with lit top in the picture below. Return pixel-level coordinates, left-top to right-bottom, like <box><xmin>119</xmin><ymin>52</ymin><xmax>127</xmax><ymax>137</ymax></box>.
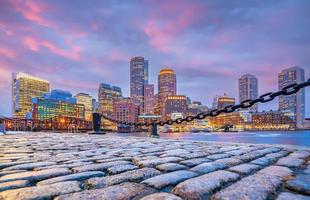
<box><xmin>75</xmin><ymin>93</ymin><xmax>93</xmax><ymax>122</ymax></box>
<box><xmin>12</xmin><ymin>72</ymin><xmax>50</xmax><ymax>118</ymax></box>
<box><xmin>278</xmin><ymin>66</ymin><xmax>305</xmax><ymax>128</ymax></box>
<box><xmin>130</xmin><ymin>57</ymin><xmax>147</xmax><ymax>111</ymax></box>
<box><xmin>158</xmin><ymin>68</ymin><xmax>177</xmax><ymax>116</ymax></box>
<box><xmin>217</xmin><ymin>93</ymin><xmax>235</xmax><ymax>109</ymax></box>
<box><xmin>239</xmin><ymin>74</ymin><xmax>258</xmax><ymax>111</ymax></box>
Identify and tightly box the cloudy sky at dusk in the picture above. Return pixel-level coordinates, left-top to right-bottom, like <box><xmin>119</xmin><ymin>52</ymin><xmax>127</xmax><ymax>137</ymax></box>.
<box><xmin>0</xmin><ymin>0</ymin><xmax>309</xmax><ymax>117</ymax></box>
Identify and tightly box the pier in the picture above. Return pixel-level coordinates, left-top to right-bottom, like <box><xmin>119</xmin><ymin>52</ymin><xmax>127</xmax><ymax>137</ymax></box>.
<box><xmin>0</xmin><ymin>132</ymin><xmax>310</xmax><ymax>200</ymax></box>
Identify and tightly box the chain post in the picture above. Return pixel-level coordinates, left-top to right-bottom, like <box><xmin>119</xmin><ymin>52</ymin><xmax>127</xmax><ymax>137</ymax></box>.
<box><xmin>149</xmin><ymin>122</ymin><xmax>160</xmax><ymax>138</ymax></box>
<box><xmin>91</xmin><ymin>113</ymin><xmax>105</xmax><ymax>134</ymax></box>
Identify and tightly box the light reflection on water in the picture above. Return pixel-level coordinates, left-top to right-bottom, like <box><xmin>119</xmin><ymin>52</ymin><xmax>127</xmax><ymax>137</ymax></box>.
<box><xmin>113</xmin><ymin>130</ymin><xmax>310</xmax><ymax>147</ymax></box>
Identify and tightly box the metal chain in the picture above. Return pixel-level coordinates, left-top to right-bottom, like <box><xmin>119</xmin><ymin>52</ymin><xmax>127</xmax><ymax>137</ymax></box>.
<box><xmin>99</xmin><ymin>78</ymin><xmax>310</xmax><ymax>127</ymax></box>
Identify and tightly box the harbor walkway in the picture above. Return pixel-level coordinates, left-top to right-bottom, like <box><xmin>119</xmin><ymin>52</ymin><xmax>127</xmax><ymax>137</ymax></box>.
<box><xmin>0</xmin><ymin>132</ymin><xmax>310</xmax><ymax>200</ymax></box>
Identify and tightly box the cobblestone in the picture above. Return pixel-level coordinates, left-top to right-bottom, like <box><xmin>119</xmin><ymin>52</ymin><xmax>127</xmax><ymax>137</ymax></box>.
<box><xmin>0</xmin><ymin>132</ymin><xmax>310</xmax><ymax>200</ymax></box>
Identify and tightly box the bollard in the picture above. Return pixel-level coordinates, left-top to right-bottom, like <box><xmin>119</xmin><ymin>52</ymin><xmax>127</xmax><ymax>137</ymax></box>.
<box><xmin>90</xmin><ymin>113</ymin><xmax>105</xmax><ymax>135</ymax></box>
<box><xmin>149</xmin><ymin>123</ymin><xmax>160</xmax><ymax>138</ymax></box>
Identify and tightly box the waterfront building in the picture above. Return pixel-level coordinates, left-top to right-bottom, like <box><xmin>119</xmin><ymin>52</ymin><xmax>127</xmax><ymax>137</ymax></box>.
<box><xmin>164</xmin><ymin>95</ymin><xmax>187</xmax><ymax>119</ymax></box>
<box><xmin>278</xmin><ymin>66</ymin><xmax>305</xmax><ymax>128</ymax></box>
<box><xmin>239</xmin><ymin>74</ymin><xmax>258</xmax><ymax>111</ymax></box>
<box><xmin>130</xmin><ymin>57</ymin><xmax>147</xmax><ymax>111</ymax></box>
<box><xmin>158</xmin><ymin>68</ymin><xmax>177</xmax><ymax>116</ymax></box>
<box><xmin>217</xmin><ymin>93</ymin><xmax>235</xmax><ymax>109</ymax></box>
<box><xmin>98</xmin><ymin>83</ymin><xmax>122</xmax><ymax>130</ymax></box>
<box><xmin>252</xmin><ymin>110</ymin><xmax>295</xmax><ymax>130</ymax></box>
<box><xmin>12</xmin><ymin>72</ymin><xmax>50</xmax><ymax>118</ymax></box>
<box><xmin>31</xmin><ymin>90</ymin><xmax>85</xmax><ymax>121</ymax></box>
<box><xmin>209</xmin><ymin>112</ymin><xmax>246</xmax><ymax>130</ymax></box>
<box><xmin>75</xmin><ymin>93</ymin><xmax>93</xmax><ymax>122</ymax></box>
<box><xmin>113</xmin><ymin>98</ymin><xmax>139</xmax><ymax>132</ymax></box>
<box><xmin>144</xmin><ymin>84</ymin><xmax>155</xmax><ymax>114</ymax></box>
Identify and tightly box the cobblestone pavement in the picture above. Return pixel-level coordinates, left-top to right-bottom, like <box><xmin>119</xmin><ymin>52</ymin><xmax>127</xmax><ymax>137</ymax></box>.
<box><xmin>1</xmin><ymin>132</ymin><xmax>310</xmax><ymax>200</ymax></box>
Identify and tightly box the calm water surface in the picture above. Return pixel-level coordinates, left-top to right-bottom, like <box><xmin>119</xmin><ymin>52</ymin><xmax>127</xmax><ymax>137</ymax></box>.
<box><xmin>114</xmin><ymin>130</ymin><xmax>310</xmax><ymax>147</ymax></box>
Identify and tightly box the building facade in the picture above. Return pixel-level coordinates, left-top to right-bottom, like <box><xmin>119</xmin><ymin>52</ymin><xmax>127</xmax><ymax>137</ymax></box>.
<box><xmin>98</xmin><ymin>83</ymin><xmax>122</xmax><ymax>130</ymax></box>
<box><xmin>113</xmin><ymin>98</ymin><xmax>139</xmax><ymax>132</ymax></box>
<box><xmin>12</xmin><ymin>72</ymin><xmax>50</xmax><ymax>118</ymax></box>
<box><xmin>158</xmin><ymin>68</ymin><xmax>177</xmax><ymax>116</ymax></box>
<box><xmin>278</xmin><ymin>67</ymin><xmax>305</xmax><ymax>128</ymax></box>
<box><xmin>75</xmin><ymin>93</ymin><xmax>93</xmax><ymax>122</ymax></box>
<box><xmin>252</xmin><ymin>110</ymin><xmax>295</xmax><ymax>130</ymax></box>
<box><xmin>164</xmin><ymin>95</ymin><xmax>187</xmax><ymax>119</ymax></box>
<box><xmin>144</xmin><ymin>84</ymin><xmax>155</xmax><ymax>114</ymax></box>
<box><xmin>130</xmin><ymin>57</ymin><xmax>147</xmax><ymax>111</ymax></box>
<box><xmin>217</xmin><ymin>93</ymin><xmax>235</xmax><ymax>109</ymax></box>
<box><xmin>31</xmin><ymin>90</ymin><xmax>85</xmax><ymax>121</ymax></box>
<box><xmin>239</xmin><ymin>74</ymin><xmax>258</xmax><ymax>111</ymax></box>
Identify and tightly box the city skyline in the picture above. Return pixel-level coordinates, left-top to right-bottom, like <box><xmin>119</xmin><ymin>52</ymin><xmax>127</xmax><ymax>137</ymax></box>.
<box><xmin>1</xmin><ymin>0</ymin><xmax>310</xmax><ymax>117</ymax></box>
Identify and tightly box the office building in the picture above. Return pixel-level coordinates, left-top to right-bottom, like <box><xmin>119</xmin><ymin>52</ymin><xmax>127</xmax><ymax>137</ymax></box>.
<box><xmin>12</xmin><ymin>72</ymin><xmax>50</xmax><ymax>118</ymax></box>
<box><xmin>217</xmin><ymin>93</ymin><xmax>235</xmax><ymax>109</ymax></box>
<box><xmin>239</xmin><ymin>74</ymin><xmax>258</xmax><ymax>111</ymax></box>
<box><xmin>164</xmin><ymin>95</ymin><xmax>187</xmax><ymax>119</ymax></box>
<box><xmin>130</xmin><ymin>57</ymin><xmax>147</xmax><ymax>111</ymax></box>
<box><xmin>31</xmin><ymin>89</ymin><xmax>85</xmax><ymax>121</ymax></box>
<box><xmin>144</xmin><ymin>84</ymin><xmax>155</xmax><ymax>114</ymax></box>
<box><xmin>278</xmin><ymin>67</ymin><xmax>305</xmax><ymax>128</ymax></box>
<box><xmin>75</xmin><ymin>93</ymin><xmax>93</xmax><ymax>121</ymax></box>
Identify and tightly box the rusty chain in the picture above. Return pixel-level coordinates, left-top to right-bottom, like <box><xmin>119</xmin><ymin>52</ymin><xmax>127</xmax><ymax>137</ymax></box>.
<box><xmin>99</xmin><ymin>78</ymin><xmax>310</xmax><ymax>127</ymax></box>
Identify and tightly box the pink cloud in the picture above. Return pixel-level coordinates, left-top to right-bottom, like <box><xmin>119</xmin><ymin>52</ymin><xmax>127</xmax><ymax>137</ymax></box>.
<box><xmin>143</xmin><ymin>1</ymin><xmax>204</xmax><ymax>52</ymax></box>
<box><xmin>22</xmin><ymin>36</ymin><xmax>82</xmax><ymax>60</ymax></box>
<box><xmin>0</xmin><ymin>47</ymin><xmax>16</xmax><ymax>58</ymax></box>
<box><xmin>108</xmin><ymin>49</ymin><xmax>129</xmax><ymax>61</ymax></box>
<box><xmin>12</xmin><ymin>0</ymin><xmax>56</xmax><ymax>28</ymax></box>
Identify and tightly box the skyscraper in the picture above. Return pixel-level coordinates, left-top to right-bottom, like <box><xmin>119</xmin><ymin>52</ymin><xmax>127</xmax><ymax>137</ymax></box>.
<box><xmin>144</xmin><ymin>84</ymin><xmax>155</xmax><ymax>114</ymax></box>
<box><xmin>278</xmin><ymin>66</ymin><xmax>305</xmax><ymax>128</ymax></box>
<box><xmin>130</xmin><ymin>57</ymin><xmax>146</xmax><ymax>111</ymax></box>
<box><xmin>239</xmin><ymin>74</ymin><xmax>258</xmax><ymax>111</ymax></box>
<box><xmin>144</xmin><ymin>60</ymin><xmax>149</xmax><ymax>84</ymax></box>
<box><xmin>158</xmin><ymin>68</ymin><xmax>177</xmax><ymax>116</ymax></box>
<box><xmin>75</xmin><ymin>93</ymin><xmax>93</xmax><ymax>122</ymax></box>
<box><xmin>12</xmin><ymin>72</ymin><xmax>50</xmax><ymax>118</ymax></box>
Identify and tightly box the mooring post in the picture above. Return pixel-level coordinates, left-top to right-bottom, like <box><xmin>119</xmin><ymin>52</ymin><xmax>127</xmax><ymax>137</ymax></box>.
<box><xmin>150</xmin><ymin>123</ymin><xmax>160</xmax><ymax>138</ymax></box>
<box><xmin>91</xmin><ymin>113</ymin><xmax>105</xmax><ymax>134</ymax></box>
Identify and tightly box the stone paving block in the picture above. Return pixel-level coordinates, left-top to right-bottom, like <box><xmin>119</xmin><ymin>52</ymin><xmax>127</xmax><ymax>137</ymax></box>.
<box><xmin>140</xmin><ymin>192</ymin><xmax>182</xmax><ymax>200</ymax></box>
<box><xmin>290</xmin><ymin>151</ymin><xmax>310</xmax><ymax>159</ymax></box>
<box><xmin>0</xmin><ymin>168</ymin><xmax>71</xmax><ymax>183</ymax></box>
<box><xmin>0</xmin><ymin>161</ymin><xmax>33</xmax><ymax>170</ymax></box>
<box><xmin>277</xmin><ymin>192</ymin><xmax>310</xmax><ymax>200</ymax></box>
<box><xmin>190</xmin><ymin>162</ymin><xmax>226</xmax><ymax>174</ymax></box>
<box><xmin>258</xmin><ymin>165</ymin><xmax>293</xmax><ymax>179</ymax></box>
<box><xmin>37</xmin><ymin>171</ymin><xmax>105</xmax><ymax>185</ymax></box>
<box><xmin>55</xmin><ymin>182</ymin><xmax>156</xmax><ymax>200</ymax></box>
<box><xmin>228</xmin><ymin>163</ymin><xmax>261</xmax><ymax>175</ymax></box>
<box><xmin>251</xmin><ymin>157</ymin><xmax>275</xmax><ymax>166</ymax></box>
<box><xmin>136</xmin><ymin>157</ymin><xmax>183</xmax><ymax>168</ymax></box>
<box><xmin>277</xmin><ymin>156</ymin><xmax>304</xmax><ymax>168</ymax></box>
<box><xmin>212</xmin><ymin>174</ymin><xmax>282</xmax><ymax>200</ymax></box>
<box><xmin>214</xmin><ymin>158</ymin><xmax>242</xmax><ymax>167</ymax></box>
<box><xmin>2</xmin><ymin>161</ymin><xmax>58</xmax><ymax>171</ymax></box>
<box><xmin>207</xmin><ymin>154</ymin><xmax>230</xmax><ymax>160</ymax></box>
<box><xmin>0</xmin><ymin>170</ymin><xmax>27</xmax><ymax>177</ymax></box>
<box><xmin>86</xmin><ymin>168</ymin><xmax>162</xmax><ymax>189</ymax></box>
<box><xmin>173</xmin><ymin>170</ymin><xmax>239</xmax><ymax>200</ymax></box>
<box><xmin>107</xmin><ymin>164</ymin><xmax>138</xmax><ymax>175</ymax></box>
<box><xmin>156</xmin><ymin>163</ymin><xmax>188</xmax><ymax>172</ymax></box>
<box><xmin>160</xmin><ymin>149</ymin><xmax>190</xmax><ymax>157</ymax></box>
<box><xmin>180</xmin><ymin>158</ymin><xmax>210</xmax><ymax>167</ymax></box>
<box><xmin>142</xmin><ymin>170</ymin><xmax>198</xmax><ymax>189</ymax></box>
<box><xmin>72</xmin><ymin>160</ymin><xmax>131</xmax><ymax>173</ymax></box>
<box><xmin>286</xmin><ymin>174</ymin><xmax>310</xmax><ymax>195</ymax></box>
<box><xmin>180</xmin><ymin>152</ymin><xmax>210</xmax><ymax>159</ymax></box>
<box><xmin>0</xmin><ymin>181</ymin><xmax>81</xmax><ymax>200</ymax></box>
<box><xmin>0</xmin><ymin>180</ymin><xmax>30</xmax><ymax>192</ymax></box>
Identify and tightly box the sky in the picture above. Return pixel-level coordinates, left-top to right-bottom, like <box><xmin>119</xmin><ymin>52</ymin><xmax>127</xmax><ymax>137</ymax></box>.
<box><xmin>0</xmin><ymin>0</ymin><xmax>309</xmax><ymax>117</ymax></box>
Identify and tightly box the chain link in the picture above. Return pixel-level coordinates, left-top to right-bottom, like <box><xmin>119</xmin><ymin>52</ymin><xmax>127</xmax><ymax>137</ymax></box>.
<box><xmin>99</xmin><ymin>79</ymin><xmax>310</xmax><ymax>127</ymax></box>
